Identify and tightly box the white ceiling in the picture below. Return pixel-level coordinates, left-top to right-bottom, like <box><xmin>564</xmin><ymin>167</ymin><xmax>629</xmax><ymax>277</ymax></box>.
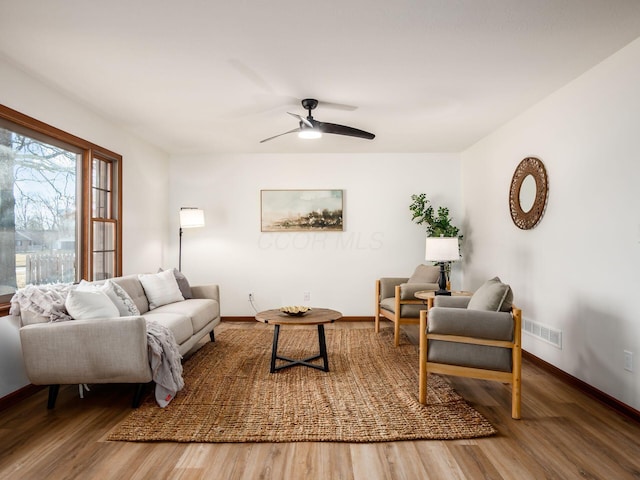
<box><xmin>1</xmin><ymin>1</ymin><xmax>640</xmax><ymax>155</ymax></box>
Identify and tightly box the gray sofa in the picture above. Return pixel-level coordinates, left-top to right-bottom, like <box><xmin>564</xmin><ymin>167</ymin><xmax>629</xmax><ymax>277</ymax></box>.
<box><xmin>18</xmin><ymin>273</ymin><xmax>221</xmax><ymax>408</ymax></box>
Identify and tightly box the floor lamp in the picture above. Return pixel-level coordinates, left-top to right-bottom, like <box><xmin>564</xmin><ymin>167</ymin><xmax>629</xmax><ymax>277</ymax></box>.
<box><xmin>179</xmin><ymin>207</ymin><xmax>205</xmax><ymax>271</ymax></box>
<box><xmin>424</xmin><ymin>236</ymin><xmax>459</xmax><ymax>296</ymax></box>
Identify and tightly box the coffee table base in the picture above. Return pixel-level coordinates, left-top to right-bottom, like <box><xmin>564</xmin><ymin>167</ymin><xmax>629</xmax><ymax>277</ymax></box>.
<box><xmin>270</xmin><ymin>324</ymin><xmax>329</xmax><ymax>373</ymax></box>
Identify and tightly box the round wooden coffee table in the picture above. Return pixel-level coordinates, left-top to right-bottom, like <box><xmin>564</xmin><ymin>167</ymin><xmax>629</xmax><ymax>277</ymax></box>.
<box><xmin>255</xmin><ymin>308</ymin><xmax>342</xmax><ymax>373</ymax></box>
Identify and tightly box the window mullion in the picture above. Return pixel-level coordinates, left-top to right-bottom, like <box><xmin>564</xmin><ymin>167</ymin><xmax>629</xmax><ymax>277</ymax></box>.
<box><xmin>81</xmin><ymin>150</ymin><xmax>92</xmax><ymax>281</ymax></box>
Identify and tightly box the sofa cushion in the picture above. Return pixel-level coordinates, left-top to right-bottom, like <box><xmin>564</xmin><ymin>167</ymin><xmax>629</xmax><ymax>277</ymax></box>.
<box><xmin>408</xmin><ymin>264</ymin><xmax>440</xmax><ymax>284</ymax></box>
<box><xmin>19</xmin><ymin>311</ymin><xmax>50</xmax><ymax>326</ymax></box>
<box><xmin>378</xmin><ymin>277</ymin><xmax>409</xmax><ymax>300</ymax></box>
<box><xmin>150</xmin><ymin>298</ymin><xmax>219</xmax><ymax>333</ymax></box>
<box><xmin>139</xmin><ymin>270</ymin><xmax>184</xmax><ymax>310</ymax></box>
<box><xmin>65</xmin><ymin>289</ymin><xmax>119</xmax><ymax>320</ymax></box>
<box><xmin>399</xmin><ymin>282</ymin><xmax>439</xmax><ymax>300</ymax></box>
<box><xmin>428</xmin><ymin>307</ymin><xmax>514</xmax><ymax>341</ymax></box>
<box><xmin>77</xmin><ymin>279</ymin><xmax>140</xmax><ymax>316</ymax></box>
<box><xmin>379</xmin><ymin>297</ymin><xmax>396</xmax><ymax>313</ymax></box>
<box><xmin>112</xmin><ymin>275</ymin><xmax>150</xmax><ymax>314</ymax></box>
<box><xmin>428</xmin><ymin>341</ymin><xmax>512</xmax><ymax>372</ymax></box>
<box><xmin>144</xmin><ymin>313</ymin><xmax>193</xmax><ymax>345</ymax></box>
<box><xmin>380</xmin><ymin>298</ymin><xmax>424</xmax><ymax>318</ymax></box>
<box><xmin>467</xmin><ymin>277</ymin><xmax>513</xmax><ymax>312</ymax></box>
<box><xmin>433</xmin><ymin>296</ymin><xmax>472</xmax><ymax>308</ymax></box>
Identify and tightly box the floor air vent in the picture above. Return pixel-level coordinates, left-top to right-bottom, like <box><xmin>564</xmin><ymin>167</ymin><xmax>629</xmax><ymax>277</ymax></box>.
<box><xmin>523</xmin><ymin>318</ymin><xmax>562</xmax><ymax>349</ymax></box>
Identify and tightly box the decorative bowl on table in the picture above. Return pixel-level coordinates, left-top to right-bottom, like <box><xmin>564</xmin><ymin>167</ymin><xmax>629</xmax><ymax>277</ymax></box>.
<box><xmin>279</xmin><ymin>306</ymin><xmax>311</xmax><ymax>316</ymax></box>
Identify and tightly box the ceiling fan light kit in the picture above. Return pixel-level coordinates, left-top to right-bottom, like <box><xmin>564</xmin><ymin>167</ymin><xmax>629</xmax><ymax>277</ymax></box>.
<box><xmin>260</xmin><ymin>98</ymin><xmax>375</xmax><ymax>144</ymax></box>
<box><xmin>298</xmin><ymin>129</ymin><xmax>322</xmax><ymax>139</ymax></box>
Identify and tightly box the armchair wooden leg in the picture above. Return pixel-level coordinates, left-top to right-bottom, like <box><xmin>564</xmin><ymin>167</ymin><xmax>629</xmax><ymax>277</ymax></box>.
<box><xmin>394</xmin><ymin>319</ymin><xmax>400</xmax><ymax>347</ymax></box>
<box><xmin>209</xmin><ymin>329</ymin><xmax>215</xmax><ymax>342</ymax></box>
<box><xmin>374</xmin><ymin>281</ymin><xmax>380</xmax><ymax>333</ymax></box>
<box><xmin>512</xmin><ymin>350</ymin><xmax>522</xmax><ymax>419</ymax></box>
<box><xmin>393</xmin><ymin>285</ymin><xmax>401</xmax><ymax>346</ymax></box>
<box><xmin>512</xmin><ymin>380</ymin><xmax>521</xmax><ymax>419</ymax></box>
<box><xmin>419</xmin><ymin>311</ymin><xmax>428</xmax><ymax>404</ymax></box>
<box><xmin>512</xmin><ymin>307</ymin><xmax>522</xmax><ymax>419</ymax></box>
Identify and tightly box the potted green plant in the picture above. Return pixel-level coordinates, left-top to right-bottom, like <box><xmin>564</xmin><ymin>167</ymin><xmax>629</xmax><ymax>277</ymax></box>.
<box><xmin>409</xmin><ymin>193</ymin><xmax>461</xmax><ymax>238</ymax></box>
<box><xmin>409</xmin><ymin>193</ymin><xmax>462</xmax><ymax>286</ymax></box>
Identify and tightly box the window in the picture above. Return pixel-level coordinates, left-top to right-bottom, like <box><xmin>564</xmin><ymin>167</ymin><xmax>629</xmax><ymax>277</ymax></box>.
<box><xmin>91</xmin><ymin>155</ymin><xmax>117</xmax><ymax>280</ymax></box>
<box><xmin>0</xmin><ymin>105</ymin><xmax>122</xmax><ymax>314</ymax></box>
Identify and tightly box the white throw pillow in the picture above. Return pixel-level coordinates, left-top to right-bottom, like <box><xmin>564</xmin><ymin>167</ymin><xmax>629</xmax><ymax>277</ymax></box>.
<box><xmin>158</xmin><ymin>268</ymin><xmax>194</xmax><ymax>299</ymax></box>
<box><xmin>104</xmin><ymin>280</ymin><xmax>140</xmax><ymax>316</ymax></box>
<box><xmin>65</xmin><ymin>289</ymin><xmax>120</xmax><ymax>320</ymax></box>
<box><xmin>77</xmin><ymin>280</ymin><xmax>140</xmax><ymax>316</ymax></box>
<box><xmin>139</xmin><ymin>269</ymin><xmax>184</xmax><ymax>310</ymax></box>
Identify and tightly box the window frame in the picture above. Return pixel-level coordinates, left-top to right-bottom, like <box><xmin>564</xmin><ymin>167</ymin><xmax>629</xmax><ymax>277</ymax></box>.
<box><xmin>0</xmin><ymin>104</ymin><xmax>122</xmax><ymax>315</ymax></box>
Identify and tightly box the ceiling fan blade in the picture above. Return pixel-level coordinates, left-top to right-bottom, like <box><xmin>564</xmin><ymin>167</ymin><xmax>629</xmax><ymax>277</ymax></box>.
<box><xmin>259</xmin><ymin>127</ymin><xmax>300</xmax><ymax>143</ymax></box>
<box><xmin>317</xmin><ymin>122</ymin><xmax>375</xmax><ymax>140</ymax></box>
<box><xmin>317</xmin><ymin>100</ymin><xmax>358</xmax><ymax>111</ymax></box>
<box><xmin>287</xmin><ymin>112</ymin><xmax>313</xmax><ymax>128</ymax></box>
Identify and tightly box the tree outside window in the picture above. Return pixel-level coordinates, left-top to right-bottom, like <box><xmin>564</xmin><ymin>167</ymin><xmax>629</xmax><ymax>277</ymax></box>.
<box><xmin>0</xmin><ymin>105</ymin><xmax>122</xmax><ymax>312</ymax></box>
<box><xmin>0</xmin><ymin>128</ymin><xmax>78</xmax><ymax>300</ymax></box>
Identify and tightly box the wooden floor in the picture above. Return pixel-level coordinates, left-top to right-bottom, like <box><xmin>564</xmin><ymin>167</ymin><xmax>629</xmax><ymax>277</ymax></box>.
<box><xmin>2</xmin><ymin>321</ymin><xmax>640</xmax><ymax>480</ymax></box>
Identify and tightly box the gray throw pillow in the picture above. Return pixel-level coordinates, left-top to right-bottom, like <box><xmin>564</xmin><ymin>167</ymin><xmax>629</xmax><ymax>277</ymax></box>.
<box><xmin>467</xmin><ymin>277</ymin><xmax>513</xmax><ymax>312</ymax></box>
<box><xmin>408</xmin><ymin>264</ymin><xmax>440</xmax><ymax>284</ymax></box>
<box><xmin>173</xmin><ymin>269</ymin><xmax>194</xmax><ymax>299</ymax></box>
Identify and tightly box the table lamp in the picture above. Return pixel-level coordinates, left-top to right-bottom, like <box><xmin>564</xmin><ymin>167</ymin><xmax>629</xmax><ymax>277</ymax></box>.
<box><xmin>424</xmin><ymin>236</ymin><xmax>459</xmax><ymax>296</ymax></box>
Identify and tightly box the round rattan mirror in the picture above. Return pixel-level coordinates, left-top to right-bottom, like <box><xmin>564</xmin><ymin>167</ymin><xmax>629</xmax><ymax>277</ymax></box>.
<box><xmin>509</xmin><ymin>157</ymin><xmax>548</xmax><ymax>230</ymax></box>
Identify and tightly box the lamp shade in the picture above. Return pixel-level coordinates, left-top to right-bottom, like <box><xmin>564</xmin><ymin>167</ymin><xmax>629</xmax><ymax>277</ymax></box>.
<box><xmin>179</xmin><ymin>208</ymin><xmax>205</xmax><ymax>228</ymax></box>
<box><xmin>425</xmin><ymin>236</ymin><xmax>459</xmax><ymax>262</ymax></box>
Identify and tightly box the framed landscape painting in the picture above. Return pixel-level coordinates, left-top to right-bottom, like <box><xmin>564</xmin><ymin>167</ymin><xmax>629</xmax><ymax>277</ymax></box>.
<box><xmin>261</xmin><ymin>189</ymin><xmax>344</xmax><ymax>232</ymax></box>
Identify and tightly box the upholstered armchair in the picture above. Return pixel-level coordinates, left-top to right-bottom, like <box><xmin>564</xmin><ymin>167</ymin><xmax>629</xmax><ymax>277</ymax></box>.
<box><xmin>418</xmin><ymin>277</ymin><xmax>522</xmax><ymax>419</ymax></box>
<box><xmin>375</xmin><ymin>264</ymin><xmax>440</xmax><ymax>346</ymax></box>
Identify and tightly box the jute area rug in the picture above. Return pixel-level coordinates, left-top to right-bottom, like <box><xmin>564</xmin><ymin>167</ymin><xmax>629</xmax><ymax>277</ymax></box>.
<box><xmin>107</xmin><ymin>326</ymin><xmax>496</xmax><ymax>442</ymax></box>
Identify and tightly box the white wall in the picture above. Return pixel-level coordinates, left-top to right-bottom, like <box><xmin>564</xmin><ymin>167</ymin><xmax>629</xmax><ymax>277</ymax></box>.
<box><xmin>461</xmin><ymin>38</ymin><xmax>640</xmax><ymax>409</ymax></box>
<box><xmin>167</xmin><ymin>153</ymin><xmax>462</xmax><ymax>316</ymax></box>
<box><xmin>0</xmin><ymin>58</ymin><xmax>170</xmax><ymax>398</ymax></box>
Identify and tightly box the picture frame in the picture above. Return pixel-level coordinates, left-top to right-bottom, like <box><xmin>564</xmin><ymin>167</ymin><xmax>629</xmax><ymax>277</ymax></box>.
<box><xmin>261</xmin><ymin>189</ymin><xmax>344</xmax><ymax>232</ymax></box>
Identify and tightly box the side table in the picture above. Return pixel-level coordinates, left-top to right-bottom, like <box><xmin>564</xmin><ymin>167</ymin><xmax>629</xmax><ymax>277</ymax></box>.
<box><xmin>414</xmin><ymin>290</ymin><xmax>473</xmax><ymax>305</ymax></box>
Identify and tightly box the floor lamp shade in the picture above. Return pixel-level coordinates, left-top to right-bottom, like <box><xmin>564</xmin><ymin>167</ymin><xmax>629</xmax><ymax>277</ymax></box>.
<box><xmin>180</xmin><ymin>208</ymin><xmax>205</xmax><ymax>229</ymax></box>
<box><xmin>425</xmin><ymin>236</ymin><xmax>459</xmax><ymax>295</ymax></box>
<box><xmin>179</xmin><ymin>208</ymin><xmax>205</xmax><ymax>271</ymax></box>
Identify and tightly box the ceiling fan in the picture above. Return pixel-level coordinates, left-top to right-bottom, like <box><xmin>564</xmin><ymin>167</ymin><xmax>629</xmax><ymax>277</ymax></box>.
<box><xmin>259</xmin><ymin>98</ymin><xmax>375</xmax><ymax>143</ymax></box>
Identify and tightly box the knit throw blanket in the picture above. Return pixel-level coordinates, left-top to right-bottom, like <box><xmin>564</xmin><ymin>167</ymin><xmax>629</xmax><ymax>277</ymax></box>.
<box><xmin>145</xmin><ymin>319</ymin><xmax>184</xmax><ymax>407</ymax></box>
<box><xmin>10</xmin><ymin>284</ymin><xmax>183</xmax><ymax>407</ymax></box>
<box><xmin>10</xmin><ymin>284</ymin><xmax>75</xmax><ymax>324</ymax></box>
